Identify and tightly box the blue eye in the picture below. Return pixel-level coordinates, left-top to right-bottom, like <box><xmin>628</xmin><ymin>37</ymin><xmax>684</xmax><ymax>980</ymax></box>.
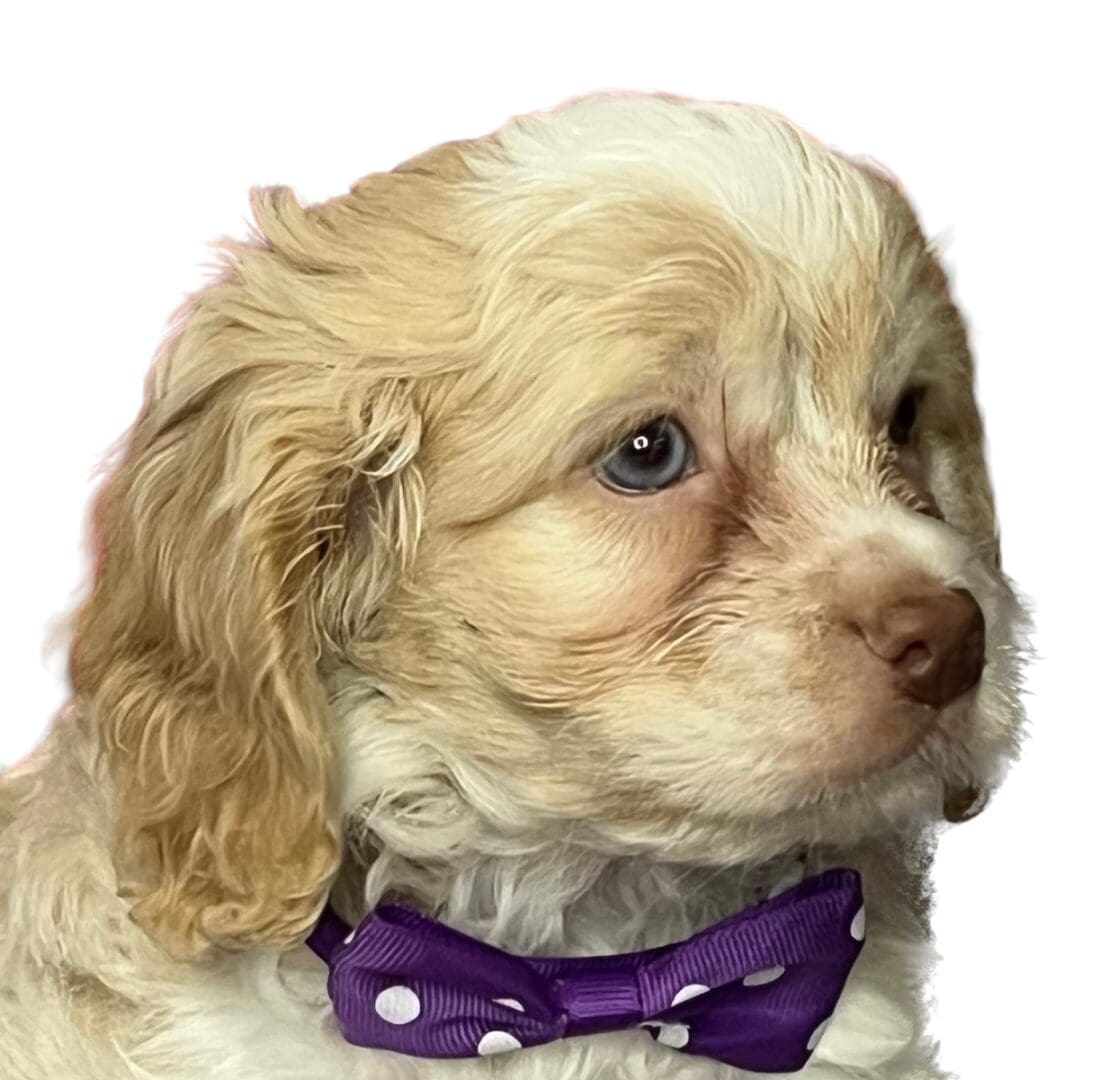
<box><xmin>595</xmin><ymin>416</ymin><xmax>694</xmax><ymax>494</ymax></box>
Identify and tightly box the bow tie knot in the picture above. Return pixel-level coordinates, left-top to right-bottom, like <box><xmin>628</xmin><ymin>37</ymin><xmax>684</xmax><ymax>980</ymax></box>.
<box><xmin>307</xmin><ymin>867</ymin><xmax>866</xmax><ymax>1074</ymax></box>
<box><xmin>555</xmin><ymin>970</ymin><xmax>644</xmax><ymax>1033</ymax></box>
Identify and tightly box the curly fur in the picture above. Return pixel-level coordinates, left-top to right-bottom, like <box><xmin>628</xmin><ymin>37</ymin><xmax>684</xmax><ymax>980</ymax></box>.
<box><xmin>0</xmin><ymin>91</ymin><xmax>1028</xmax><ymax>1079</ymax></box>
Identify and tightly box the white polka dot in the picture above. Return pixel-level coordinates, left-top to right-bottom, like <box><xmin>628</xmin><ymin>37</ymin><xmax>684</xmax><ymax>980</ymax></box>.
<box><xmin>768</xmin><ymin>861</ymin><xmax>806</xmax><ymax>898</ymax></box>
<box><xmin>374</xmin><ymin>985</ymin><xmax>421</xmax><ymax>1025</ymax></box>
<box><xmin>493</xmin><ymin>997</ymin><xmax>525</xmax><ymax>1012</ymax></box>
<box><xmin>477</xmin><ymin>1030</ymin><xmax>523</xmax><ymax>1055</ymax></box>
<box><xmin>670</xmin><ymin>983</ymin><xmax>710</xmax><ymax>1006</ymax></box>
<box><xmin>742</xmin><ymin>964</ymin><xmax>785</xmax><ymax>986</ymax></box>
<box><xmin>653</xmin><ymin>1022</ymin><xmax>690</xmax><ymax>1049</ymax></box>
<box><xmin>851</xmin><ymin>905</ymin><xmax>866</xmax><ymax>942</ymax></box>
<box><xmin>343</xmin><ymin>929</ymin><xmax>356</xmax><ymax>945</ymax></box>
<box><xmin>807</xmin><ymin>1017</ymin><xmax>831</xmax><ymax>1052</ymax></box>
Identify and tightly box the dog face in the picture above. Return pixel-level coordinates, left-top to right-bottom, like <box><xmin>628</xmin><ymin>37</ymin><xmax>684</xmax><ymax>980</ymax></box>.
<box><xmin>70</xmin><ymin>93</ymin><xmax>1026</xmax><ymax>958</ymax></box>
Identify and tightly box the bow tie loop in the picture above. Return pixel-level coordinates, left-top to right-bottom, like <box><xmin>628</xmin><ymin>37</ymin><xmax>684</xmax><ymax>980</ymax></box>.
<box><xmin>322</xmin><ymin>903</ymin><xmax>562</xmax><ymax>1047</ymax></box>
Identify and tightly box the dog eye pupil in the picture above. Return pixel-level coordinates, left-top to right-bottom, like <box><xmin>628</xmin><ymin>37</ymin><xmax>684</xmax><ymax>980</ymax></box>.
<box><xmin>888</xmin><ymin>389</ymin><xmax>921</xmax><ymax>446</ymax></box>
<box><xmin>596</xmin><ymin>416</ymin><xmax>693</xmax><ymax>494</ymax></box>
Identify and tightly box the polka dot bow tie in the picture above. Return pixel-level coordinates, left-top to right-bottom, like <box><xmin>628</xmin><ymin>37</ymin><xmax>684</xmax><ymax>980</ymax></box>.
<box><xmin>306</xmin><ymin>867</ymin><xmax>865</xmax><ymax>1074</ymax></box>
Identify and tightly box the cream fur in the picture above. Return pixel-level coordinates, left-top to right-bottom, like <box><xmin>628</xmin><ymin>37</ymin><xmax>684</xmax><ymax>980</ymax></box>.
<box><xmin>0</xmin><ymin>91</ymin><xmax>1027</xmax><ymax>1079</ymax></box>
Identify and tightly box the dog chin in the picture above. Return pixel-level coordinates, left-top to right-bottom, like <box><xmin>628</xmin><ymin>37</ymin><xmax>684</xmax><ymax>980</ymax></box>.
<box><xmin>858</xmin><ymin>692</ymin><xmax>1002</xmax><ymax>808</ymax></box>
<box><xmin>798</xmin><ymin>729</ymin><xmax>991</xmax><ymax>841</ymax></box>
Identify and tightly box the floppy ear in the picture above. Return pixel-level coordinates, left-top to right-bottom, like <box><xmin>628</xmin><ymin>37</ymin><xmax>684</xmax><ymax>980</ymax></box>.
<box><xmin>68</xmin><ymin>181</ymin><xmax>440</xmax><ymax>959</ymax></box>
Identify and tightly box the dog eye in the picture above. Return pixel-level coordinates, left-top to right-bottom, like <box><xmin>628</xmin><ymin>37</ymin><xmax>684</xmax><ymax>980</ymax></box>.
<box><xmin>888</xmin><ymin>388</ymin><xmax>923</xmax><ymax>446</ymax></box>
<box><xmin>595</xmin><ymin>416</ymin><xmax>694</xmax><ymax>494</ymax></box>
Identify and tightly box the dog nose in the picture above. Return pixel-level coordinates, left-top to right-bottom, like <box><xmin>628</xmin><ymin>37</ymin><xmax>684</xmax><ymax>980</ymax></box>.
<box><xmin>852</xmin><ymin>587</ymin><xmax>986</xmax><ymax>707</ymax></box>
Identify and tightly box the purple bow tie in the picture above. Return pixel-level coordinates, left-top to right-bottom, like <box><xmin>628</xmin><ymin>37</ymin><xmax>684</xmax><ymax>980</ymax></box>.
<box><xmin>307</xmin><ymin>867</ymin><xmax>865</xmax><ymax>1074</ymax></box>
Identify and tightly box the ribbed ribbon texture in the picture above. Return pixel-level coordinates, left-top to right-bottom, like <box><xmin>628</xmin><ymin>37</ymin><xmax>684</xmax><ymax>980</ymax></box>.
<box><xmin>307</xmin><ymin>867</ymin><xmax>866</xmax><ymax>1073</ymax></box>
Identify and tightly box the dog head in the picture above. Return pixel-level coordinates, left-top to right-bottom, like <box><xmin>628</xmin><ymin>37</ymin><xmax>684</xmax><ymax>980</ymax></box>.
<box><xmin>70</xmin><ymin>92</ymin><xmax>1027</xmax><ymax>958</ymax></box>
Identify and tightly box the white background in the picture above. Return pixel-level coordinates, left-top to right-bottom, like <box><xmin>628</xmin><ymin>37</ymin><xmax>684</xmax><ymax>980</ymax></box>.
<box><xmin>1</xmin><ymin>4</ymin><xmax>1113</xmax><ymax>1076</ymax></box>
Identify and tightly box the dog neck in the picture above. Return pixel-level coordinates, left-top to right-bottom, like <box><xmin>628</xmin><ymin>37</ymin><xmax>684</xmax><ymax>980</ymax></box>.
<box><xmin>331</xmin><ymin>834</ymin><xmax>825</xmax><ymax>957</ymax></box>
<box><xmin>329</xmin><ymin>678</ymin><xmax>848</xmax><ymax>957</ymax></box>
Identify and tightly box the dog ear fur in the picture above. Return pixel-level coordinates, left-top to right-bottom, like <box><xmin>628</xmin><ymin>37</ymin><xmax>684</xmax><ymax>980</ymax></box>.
<box><xmin>68</xmin><ymin>169</ymin><xmax>466</xmax><ymax>958</ymax></box>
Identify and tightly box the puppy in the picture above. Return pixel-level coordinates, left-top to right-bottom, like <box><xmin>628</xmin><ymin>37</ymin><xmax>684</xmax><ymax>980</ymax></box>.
<box><xmin>0</xmin><ymin>91</ymin><xmax>1027</xmax><ymax>1079</ymax></box>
